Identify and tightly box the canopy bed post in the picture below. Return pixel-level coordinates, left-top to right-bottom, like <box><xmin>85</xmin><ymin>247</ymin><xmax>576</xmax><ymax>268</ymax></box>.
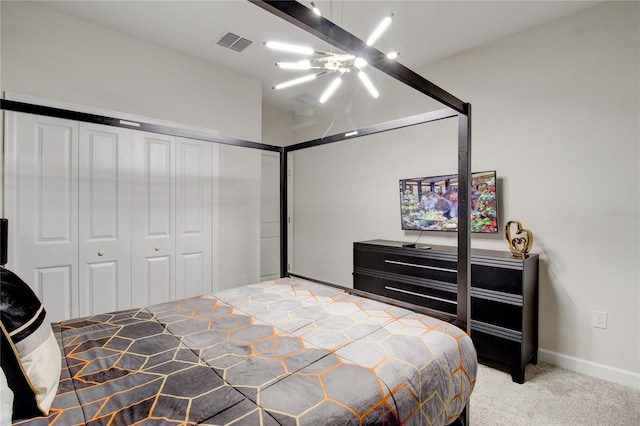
<box><xmin>280</xmin><ymin>146</ymin><xmax>289</xmax><ymax>278</ymax></box>
<box><xmin>1</xmin><ymin>218</ymin><xmax>7</xmax><ymax>267</ymax></box>
<box><xmin>457</xmin><ymin>106</ymin><xmax>472</xmax><ymax>331</ymax></box>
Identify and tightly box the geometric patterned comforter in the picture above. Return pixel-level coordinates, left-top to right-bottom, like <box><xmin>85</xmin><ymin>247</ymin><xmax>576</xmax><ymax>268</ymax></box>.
<box><xmin>15</xmin><ymin>277</ymin><xmax>477</xmax><ymax>425</ymax></box>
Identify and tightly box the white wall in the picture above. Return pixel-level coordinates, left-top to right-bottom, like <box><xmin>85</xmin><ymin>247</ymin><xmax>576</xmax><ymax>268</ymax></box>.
<box><xmin>1</xmin><ymin>1</ymin><xmax>264</xmax><ymax>289</ymax></box>
<box><xmin>0</xmin><ymin>1</ymin><xmax>261</xmax><ymax>142</ymax></box>
<box><xmin>262</xmin><ymin>105</ymin><xmax>294</xmax><ymax>147</ymax></box>
<box><xmin>290</xmin><ymin>1</ymin><xmax>639</xmax><ymax>387</ymax></box>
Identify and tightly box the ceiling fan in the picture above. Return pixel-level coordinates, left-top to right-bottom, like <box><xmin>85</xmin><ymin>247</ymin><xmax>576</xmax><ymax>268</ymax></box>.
<box><xmin>266</xmin><ymin>2</ymin><xmax>398</xmax><ymax>105</ymax></box>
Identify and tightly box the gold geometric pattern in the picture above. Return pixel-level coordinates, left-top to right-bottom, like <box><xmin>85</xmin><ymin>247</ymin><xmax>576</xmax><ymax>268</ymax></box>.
<box><xmin>15</xmin><ymin>277</ymin><xmax>476</xmax><ymax>425</ymax></box>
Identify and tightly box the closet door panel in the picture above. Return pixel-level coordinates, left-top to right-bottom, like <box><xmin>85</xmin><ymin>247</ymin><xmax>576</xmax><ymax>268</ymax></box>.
<box><xmin>147</xmin><ymin>256</ymin><xmax>172</xmax><ymax>305</ymax></box>
<box><xmin>132</xmin><ymin>132</ymin><xmax>176</xmax><ymax>308</ymax></box>
<box><xmin>85</xmin><ymin>262</ymin><xmax>118</xmax><ymax>314</ymax></box>
<box><xmin>6</xmin><ymin>113</ymin><xmax>79</xmax><ymax>322</ymax></box>
<box><xmin>176</xmin><ymin>137</ymin><xmax>212</xmax><ymax>298</ymax></box>
<box><xmin>37</xmin><ymin>266</ymin><xmax>74</xmax><ymax>324</ymax></box>
<box><xmin>78</xmin><ymin>124</ymin><xmax>132</xmax><ymax>316</ymax></box>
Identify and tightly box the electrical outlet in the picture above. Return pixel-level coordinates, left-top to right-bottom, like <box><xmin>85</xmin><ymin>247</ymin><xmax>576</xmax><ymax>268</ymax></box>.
<box><xmin>592</xmin><ymin>310</ymin><xmax>608</xmax><ymax>329</ymax></box>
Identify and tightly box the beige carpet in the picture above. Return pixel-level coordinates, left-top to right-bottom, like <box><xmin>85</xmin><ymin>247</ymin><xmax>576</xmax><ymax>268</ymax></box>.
<box><xmin>469</xmin><ymin>361</ymin><xmax>640</xmax><ymax>425</ymax></box>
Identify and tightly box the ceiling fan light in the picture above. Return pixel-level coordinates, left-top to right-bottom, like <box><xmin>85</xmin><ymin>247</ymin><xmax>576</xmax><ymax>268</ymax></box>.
<box><xmin>358</xmin><ymin>71</ymin><xmax>379</xmax><ymax>98</ymax></box>
<box><xmin>354</xmin><ymin>57</ymin><xmax>368</xmax><ymax>68</ymax></box>
<box><xmin>276</xmin><ymin>60</ymin><xmax>312</xmax><ymax>70</ymax></box>
<box><xmin>273</xmin><ymin>73</ymin><xmax>317</xmax><ymax>90</ymax></box>
<box><xmin>366</xmin><ymin>13</ymin><xmax>394</xmax><ymax>46</ymax></box>
<box><xmin>322</xmin><ymin>54</ymin><xmax>355</xmax><ymax>62</ymax></box>
<box><xmin>386</xmin><ymin>51</ymin><xmax>399</xmax><ymax>60</ymax></box>
<box><xmin>319</xmin><ymin>76</ymin><xmax>343</xmax><ymax>104</ymax></box>
<box><xmin>265</xmin><ymin>41</ymin><xmax>314</xmax><ymax>55</ymax></box>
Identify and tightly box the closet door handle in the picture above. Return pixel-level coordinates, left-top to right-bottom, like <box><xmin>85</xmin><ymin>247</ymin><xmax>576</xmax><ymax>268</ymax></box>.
<box><xmin>154</xmin><ymin>246</ymin><xmax>161</xmax><ymax>252</ymax></box>
<box><xmin>98</xmin><ymin>250</ymin><xmax>105</xmax><ymax>256</ymax></box>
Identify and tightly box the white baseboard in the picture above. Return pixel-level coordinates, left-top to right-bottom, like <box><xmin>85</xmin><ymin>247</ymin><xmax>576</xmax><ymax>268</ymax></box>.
<box><xmin>539</xmin><ymin>348</ymin><xmax>640</xmax><ymax>390</ymax></box>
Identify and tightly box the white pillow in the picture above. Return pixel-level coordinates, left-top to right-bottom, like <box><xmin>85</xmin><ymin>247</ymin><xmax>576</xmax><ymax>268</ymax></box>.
<box><xmin>0</xmin><ymin>368</ymin><xmax>13</xmax><ymax>426</ymax></box>
<box><xmin>0</xmin><ymin>269</ymin><xmax>61</xmax><ymax>421</ymax></box>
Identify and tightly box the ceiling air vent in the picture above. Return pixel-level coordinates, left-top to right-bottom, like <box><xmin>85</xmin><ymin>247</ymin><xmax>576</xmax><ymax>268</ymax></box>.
<box><xmin>230</xmin><ymin>38</ymin><xmax>252</xmax><ymax>52</ymax></box>
<box><xmin>216</xmin><ymin>32</ymin><xmax>252</xmax><ymax>52</ymax></box>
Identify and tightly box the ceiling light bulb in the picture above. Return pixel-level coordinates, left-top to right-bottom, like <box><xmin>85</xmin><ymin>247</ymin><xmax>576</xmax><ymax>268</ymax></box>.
<box><xmin>366</xmin><ymin>13</ymin><xmax>394</xmax><ymax>46</ymax></box>
<box><xmin>358</xmin><ymin>71</ymin><xmax>379</xmax><ymax>98</ymax></box>
<box><xmin>386</xmin><ymin>51</ymin><xmax>399</xmax><ymax>60</ymax></box>
<box><xmin>273</xmin><ymin>74</ymin><xmax>317</xmax><ymax>90</ymax></box>
<box><xmin>319</xmin><ymin>76</ymin><xmax>343</xmax><ymax>104</ymax></box>
<box><xmin>276</xmin><ymin>60</ymin><xmax>312</xmax><ymax>70</ymax></box>
<box><xmin>318</xmin><ymin>54</ymin><xmax>355</xmax><ymax>63</ymax></box>
<box><xmin>311</xmin><ymin>2</ymin><xmax>321</xmax><ymax>16</ymax></box>
<box><xmin>354</xmin><ymin>57</ymin><xmax>368</xmax><ymax>68</ymax></box>
<box><xmin>265</xmin><ymin>41</ymin><xmax>314</xmax><ymax>55</ymax></box>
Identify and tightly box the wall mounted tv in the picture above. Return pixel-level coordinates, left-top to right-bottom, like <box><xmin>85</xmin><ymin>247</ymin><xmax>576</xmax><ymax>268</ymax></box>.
<box><xmin>399</xmin><ymin>170</ymin><xmax>498</xmax><ymax>233</ymax></box>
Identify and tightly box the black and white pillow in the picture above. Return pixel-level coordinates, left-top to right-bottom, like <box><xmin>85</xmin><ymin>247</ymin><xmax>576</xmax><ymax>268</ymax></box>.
<box><xmin>0</xmin><ymin>268</ymin><xmax>61</xmax><ymax>421</ymax></box>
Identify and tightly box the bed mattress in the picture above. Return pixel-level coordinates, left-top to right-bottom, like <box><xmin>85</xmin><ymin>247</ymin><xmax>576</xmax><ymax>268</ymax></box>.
<box><xmin>14</xmin><ymin>277</ymin><xmax>476</xmax><ymax>425</ymax></box>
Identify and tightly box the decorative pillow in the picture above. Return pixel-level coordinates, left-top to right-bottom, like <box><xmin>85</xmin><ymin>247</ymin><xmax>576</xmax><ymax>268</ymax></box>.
<box><xmin>0</xmin><ymin>268</ymin><xmax>61</xmax><ymax>421</ymax></box>
<box><xmin>1</xmin><ymin>367</ymin><xmax>14</xmax><ymax>426</ymax></box>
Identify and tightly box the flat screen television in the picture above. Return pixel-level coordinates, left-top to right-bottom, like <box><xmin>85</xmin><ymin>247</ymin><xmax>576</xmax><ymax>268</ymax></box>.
<box><xmin>399</xmin><ymin>170</ymin><xmax>498</xmax><ymax>233</ymax></box>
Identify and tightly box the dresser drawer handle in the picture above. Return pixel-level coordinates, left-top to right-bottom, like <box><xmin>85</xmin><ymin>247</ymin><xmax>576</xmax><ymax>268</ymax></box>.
<box><xmin>385</xmin><ymin>286</ymin><xmax>457</xmax><ymax>305</ymax></box>
<box><xmin>384</xmin><ymin>260</ymin><xmax>457</xmax><ymax>273</ymax></box>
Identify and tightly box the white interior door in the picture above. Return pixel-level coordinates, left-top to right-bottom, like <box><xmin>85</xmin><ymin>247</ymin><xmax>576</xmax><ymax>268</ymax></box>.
<box><xmin>131</xmin><ymin>131</ymin><xmax>176</xmax><ymax>307</ymax></box>
<box><xmin>260</xmin><ymin>151</ymin><xmax>280</xmax><ymax>281</ymax></box>
<box><xmin>5</xmin><ymin>112</ymin><xmax>79</xmax><ymax>322</ymax></box>
<box><xmin>175</xmin><ymin>137</ymin><xmax>213</xmax><ymax>298</ymax></box>
<box><xmin>287</xmin><ymin>153</ymin><xmax>294</xmax><ymax>274</ymax></box>
<box><xmin>78</xmin><ymin>123</ymin><xmax>132</xmax><ymax>316</ymax></box>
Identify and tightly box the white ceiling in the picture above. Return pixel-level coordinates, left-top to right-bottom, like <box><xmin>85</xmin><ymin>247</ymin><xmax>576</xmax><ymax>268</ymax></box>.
<box><xmin>38</xmin><ymin>0</ymin><xmax>603</xmax><ymax>113</ymax></box>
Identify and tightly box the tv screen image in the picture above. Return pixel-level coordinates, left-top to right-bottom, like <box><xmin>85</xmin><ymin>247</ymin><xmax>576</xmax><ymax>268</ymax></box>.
<box><xmin>399</xmin><ymin>170</ymin><xmax>498</xmax><ymax>233</ymax></box>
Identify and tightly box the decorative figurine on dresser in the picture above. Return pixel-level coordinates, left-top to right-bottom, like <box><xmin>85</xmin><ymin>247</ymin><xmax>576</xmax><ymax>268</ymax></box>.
<box><xmin>353</xmin><ymin>239</ymin><xmax>539</xmax><ymax>383</ymax></box>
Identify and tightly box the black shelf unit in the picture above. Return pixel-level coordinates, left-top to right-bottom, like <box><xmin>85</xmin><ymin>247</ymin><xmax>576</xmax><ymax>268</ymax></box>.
<box><xmin>353</xmin><ymin>239</ymin><xmax>539</xmax><ymax>383</ymax></box>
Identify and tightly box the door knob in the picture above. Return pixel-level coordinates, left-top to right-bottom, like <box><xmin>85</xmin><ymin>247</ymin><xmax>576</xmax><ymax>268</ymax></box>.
<box><xmin>154</xmin><ymin>246</ymin><xmax>161</xmax><ymax>252</ymax></box>
<box><xmin>98</xmin><ymin>250</ymin><xmax>105</xmax><ymax>256</ymax></box>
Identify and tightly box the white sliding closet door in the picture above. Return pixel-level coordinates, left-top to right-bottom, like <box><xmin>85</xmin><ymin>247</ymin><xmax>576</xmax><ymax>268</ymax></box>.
<box><xmin>6</xmin><ymin>109</ymin><xmax>220</xmax><ymax>320</ymax></box>
<box><xmin>5</xmin><ymin>113</ymin><xmax>79</xmax><ymax>322</ymax></box>
<box><xmin>175</xmin><ymin>137</ymin><xmax>213</xmax><ymax>298</ymax></box>
<box><xmin>78</xmin><ymin>123</ymin><xmax>132</xmax><ymax>316</ymax></box>
<box><xmin>131</xmin><ymin>131</ymin><xmax>176</xmax><ymax>307</ymax></box>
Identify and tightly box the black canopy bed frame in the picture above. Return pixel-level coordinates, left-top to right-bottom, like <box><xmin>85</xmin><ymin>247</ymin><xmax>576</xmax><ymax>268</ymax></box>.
<box><xmin>1</xmin><ymin>1</ymin><xmax>473</xmax><ymax>424</ymax></box>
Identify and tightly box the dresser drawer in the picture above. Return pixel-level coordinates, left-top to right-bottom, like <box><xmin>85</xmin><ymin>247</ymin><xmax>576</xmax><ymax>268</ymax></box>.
<box><xmin>354</xmin><ymin>247</ymin><xmax>457</xmax><ymax>283</ymax></box>
<box><xmin>471</xmin><ymin>296</ymin><xmax>523</xmax><ymax>331</ymax></box>
<box><xmin>354</xmin><ymin>272</ymin><xmax>457</xmax><ymax>315</ymax></box>
<box><xmin>471</xmin><ymin>264</ymin><xmax>523</xmax><ymax>295</ymax></box>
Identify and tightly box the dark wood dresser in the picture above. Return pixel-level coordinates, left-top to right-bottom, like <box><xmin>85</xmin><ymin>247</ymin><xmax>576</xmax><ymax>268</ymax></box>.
<box><xmin>353</xmin><ymin>239</ymin><xmax>539</xmax><ymax>383</ymax></box>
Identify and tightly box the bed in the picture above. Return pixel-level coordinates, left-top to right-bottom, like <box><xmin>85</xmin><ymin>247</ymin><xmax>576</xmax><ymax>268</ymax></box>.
<box><xmin>1</xmin><ymin>1</ymin><xmax>476</xmax><ymax>424</ymax></box>
<box><xmin>4</xmin><ymin>275</ymin><xmax>475</xmax><ymax>425</ymax></box>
